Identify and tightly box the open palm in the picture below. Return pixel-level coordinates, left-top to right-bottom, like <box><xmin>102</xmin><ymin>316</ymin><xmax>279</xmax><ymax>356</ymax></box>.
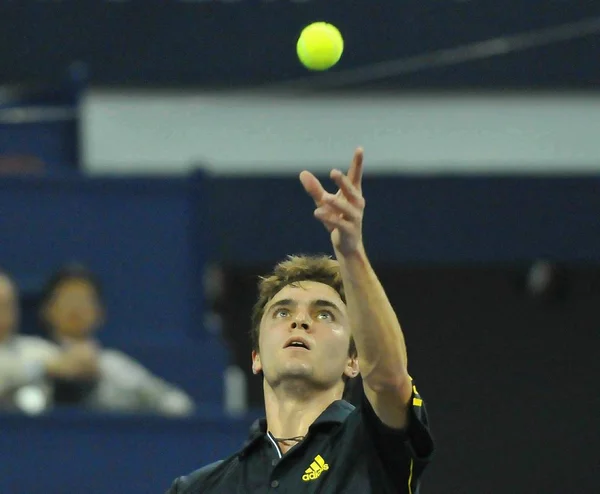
<box><xmin>299</xmin><ymin>148</ymin><xmax>365</xmax><ymax>256</ymax></box>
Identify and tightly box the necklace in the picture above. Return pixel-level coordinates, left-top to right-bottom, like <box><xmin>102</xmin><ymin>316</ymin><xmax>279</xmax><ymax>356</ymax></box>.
<box><xmin>271</xmin><ymin>435</ymin><xmax>305</xmax><ymax>444</ymax></box>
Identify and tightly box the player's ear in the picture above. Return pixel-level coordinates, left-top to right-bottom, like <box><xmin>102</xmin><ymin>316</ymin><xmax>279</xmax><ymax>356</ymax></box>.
<box><xmin>251</xmin><ymin>350</ymin><xmax>263</xmax><ymax>375</ymax></box>
<box><xmin>343</xmin><ymin>355</ymin><xmax>359</xmax><ymax>379</ymax></box>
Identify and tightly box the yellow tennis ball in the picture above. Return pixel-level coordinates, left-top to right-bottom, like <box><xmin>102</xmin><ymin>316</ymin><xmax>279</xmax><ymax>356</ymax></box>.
<box><xmin>296</xmin><ymin>22</ymin><xmax>344</xmax><ymax>71</ymax></box>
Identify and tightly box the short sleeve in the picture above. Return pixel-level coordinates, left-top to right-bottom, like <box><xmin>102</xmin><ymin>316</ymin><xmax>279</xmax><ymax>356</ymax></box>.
<box><xmin>359</xmin><ymin>380</ymin><xmax>434</xmax><ymax>489</ymax></box>
<box><xmin>165</xmin><ymin>460</ymin><xmax>225</xmax><ymax>494</ymax></box>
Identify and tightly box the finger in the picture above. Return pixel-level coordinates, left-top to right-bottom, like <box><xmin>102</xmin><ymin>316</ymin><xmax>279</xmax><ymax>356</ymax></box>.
<box><xmin>300</xmin><ymin>170</ymin><xmax>328</xmax><ymax>205</ymax></box>
<box><xmin>314</xmin><ymin>208</ymin><xmax>355</xmax><ymax>233</ymax></box>
<box><xmin>346</xmin><ymin>147</ymin><xmax>364</xmax><ymax>193</ymax></box>
<box><xmin>312</xmin><ymin>206</ymin><xmax>336</xmax><ymax>232</ymax></box>
<box><xmin>321</xmin><ymin>195</ymin><xmax>361</xmax><ymax>221</ymax></box>
<box><xmin>330</xmin><ymin>169</ymin><xmax>364</xmax><ymax>207</ymax></box>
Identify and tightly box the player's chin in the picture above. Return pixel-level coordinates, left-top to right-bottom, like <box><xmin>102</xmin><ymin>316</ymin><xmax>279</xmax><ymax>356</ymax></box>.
<box><xmin>283</xmin><ymin>359</ymin><xmax>312</xmax><ymax>370</ymax></box>
<box><xmin>279</xmin><ymin>362</ymin><xmax>314</xmax><ymax>377</ymax></box>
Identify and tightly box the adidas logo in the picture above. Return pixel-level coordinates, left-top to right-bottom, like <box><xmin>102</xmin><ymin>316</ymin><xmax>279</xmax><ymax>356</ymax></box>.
<box><xmin>302</xmin><ymin>454</ymin><xmax>329</xmax><ymax>481</ymax></box>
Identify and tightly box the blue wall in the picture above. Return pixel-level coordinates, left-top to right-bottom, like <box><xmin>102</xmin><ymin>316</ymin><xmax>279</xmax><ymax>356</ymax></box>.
<box><xmin>0</xmin><ymin>174</ymin><xmax>224</xmax><ymax>404</ymax></box>
<box><xmin>0</xmin><ymin>175</ymin><xmax>206</xmax><ymax>345</ymax></box>
<box><xmin>206</xmin><ymin>174</ymin><xmax>600</xmax><ymax>264</ymax></box>
<box><xmin>2</xmin><ymin>172</ymin><xmax>599</xmax><ymax>342</ymax></box>
<box><xmin>0</xmin><ymin>410</ymin><xmax>255</xmax><ymax>494</ymax></box>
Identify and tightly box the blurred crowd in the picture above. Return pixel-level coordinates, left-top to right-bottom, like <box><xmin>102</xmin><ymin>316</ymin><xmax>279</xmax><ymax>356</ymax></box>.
<box><xmin>0</xmin><ymin>264</ymin><xmax>195</xmax><ymax>416</ymax></box>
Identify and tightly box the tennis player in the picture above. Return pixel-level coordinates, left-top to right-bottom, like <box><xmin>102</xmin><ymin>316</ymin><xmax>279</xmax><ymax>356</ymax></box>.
<box><xmin>167</xmin><ymin>148</ymin><xmax>434</xmax><ymax>493</ymax></box>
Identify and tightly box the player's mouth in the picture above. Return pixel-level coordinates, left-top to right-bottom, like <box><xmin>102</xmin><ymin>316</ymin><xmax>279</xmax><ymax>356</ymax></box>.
<box><xmin>283</xmin><ymin>336</ymin><xmax>311</xmax><ymax>350</ymax></box>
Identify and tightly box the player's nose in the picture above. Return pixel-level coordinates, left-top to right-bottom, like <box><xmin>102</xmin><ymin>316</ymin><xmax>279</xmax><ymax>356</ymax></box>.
<box><xmin>290</xmin><ymin>312</ymin><xmax>310</xmax><ymax>331</ymax></box>
<box><xmin>290</xmin><ymin>321</ymin><xmax>310</xmax><ymax>331</ymax></box>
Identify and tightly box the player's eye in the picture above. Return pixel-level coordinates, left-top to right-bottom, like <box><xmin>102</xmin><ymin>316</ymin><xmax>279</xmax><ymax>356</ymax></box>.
<box><xmin>274</xmin><ymin>308</ymin><xmax>290</xmax><ymax>318</ymax></box>
<box><xmin>316</xmin><ymin>310</ymin><xmax>334</xmax><ymax>321</ymax></box>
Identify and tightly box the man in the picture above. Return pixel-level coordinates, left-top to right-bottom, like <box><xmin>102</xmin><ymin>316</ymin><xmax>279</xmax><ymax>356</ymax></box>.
<box><xmin>39</xmin><ymin>264</ymin><xmax>195</xmax><ymax>416</ymax></box>
<box><xmin>167</xmin><ymin>148</ymin><xmax>434</xmax><ymax>493</ymax></box>
<box><xmin>0</xmin><ymin>270</ymin><xmax>97</xmax><ymax>412</ymax></box>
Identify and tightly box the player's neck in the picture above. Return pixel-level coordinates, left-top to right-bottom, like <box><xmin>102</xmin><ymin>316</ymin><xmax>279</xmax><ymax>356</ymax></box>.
<box><xmin>263</xmin><ymin>381</ymin><xmax>342</xmax><ymax>443</ymax></box>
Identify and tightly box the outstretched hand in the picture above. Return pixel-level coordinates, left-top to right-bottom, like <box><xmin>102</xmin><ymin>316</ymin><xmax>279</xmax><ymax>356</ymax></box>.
<box><xmin>299</xmin><ymin>147</ymin><xmax>365</xmax><ymax>257</ymax></box>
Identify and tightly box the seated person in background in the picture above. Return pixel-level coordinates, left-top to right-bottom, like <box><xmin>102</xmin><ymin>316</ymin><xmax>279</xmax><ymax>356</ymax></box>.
<box><xmin>39</xmin><ymin>263</ymin><xmax>196</xmax><ymax>416</ymax></box>
<box><xmin>0</xmin><ymin>270</ymin><xmax>96</xmax><ymax>412</ymax></box>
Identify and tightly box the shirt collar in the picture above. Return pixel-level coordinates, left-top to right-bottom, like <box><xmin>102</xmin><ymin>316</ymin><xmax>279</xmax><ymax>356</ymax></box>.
<box><xmin>310</xmin><ymin>399</ymin><xmax>355</xmax><ymax>427</ymax></box>
<box><xmin>239</xmin><ymin>400</ymin><xmax>355</xmax><ymax>456</ymax></box>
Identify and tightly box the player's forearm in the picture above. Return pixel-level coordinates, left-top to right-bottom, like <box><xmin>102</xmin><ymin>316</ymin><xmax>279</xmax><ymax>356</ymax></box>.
<box><xmin>336</xmin><ymin>246</ymin><xmax>410</xmax><ymax>391</ymax></box>
<box><xmin>137</xmin><ymin>375</ymin><xmax>195</xmax><ymax>416</ymax></box>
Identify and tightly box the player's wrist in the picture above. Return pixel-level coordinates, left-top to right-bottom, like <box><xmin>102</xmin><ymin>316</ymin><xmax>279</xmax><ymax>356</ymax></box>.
<box><xmin>335</xmin><ymin>242</ymin><xmax>367</xmax><ymax>264</ymax></box>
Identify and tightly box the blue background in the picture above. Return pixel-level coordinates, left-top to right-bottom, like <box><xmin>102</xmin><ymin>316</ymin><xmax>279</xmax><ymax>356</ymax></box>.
<box><xmin>1</xmin><ymin>1</ymin><xmax>599</xmax><ymax>88</ymax></box>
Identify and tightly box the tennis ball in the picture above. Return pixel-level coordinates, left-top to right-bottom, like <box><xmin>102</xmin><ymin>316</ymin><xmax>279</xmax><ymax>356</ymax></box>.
<box><xmin>296</xmin><ymin>22</ymin><xmax>344</xmax><ymax>71</ymax></box>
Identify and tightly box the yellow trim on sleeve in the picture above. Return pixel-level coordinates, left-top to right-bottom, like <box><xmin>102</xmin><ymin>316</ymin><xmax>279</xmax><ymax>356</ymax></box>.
<box><xmin>408</xmin><ymin>458</ymin><xmax>414</xmax><ymax>494</ymax></box>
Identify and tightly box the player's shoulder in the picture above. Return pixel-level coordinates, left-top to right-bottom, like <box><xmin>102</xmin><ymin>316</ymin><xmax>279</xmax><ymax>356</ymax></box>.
<box><xmin>166</xmin><ymin>460</ymin><xmax>224</xmax><ymax>494</ymax></box>
<box><xmin>13</xmin><ymin>335</ymin><xmax>59</xmax><ymax>355</ymax></box>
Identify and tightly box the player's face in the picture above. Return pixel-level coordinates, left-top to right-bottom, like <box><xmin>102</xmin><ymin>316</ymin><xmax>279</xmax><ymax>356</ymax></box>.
<box><xmin>0</xmin><ymin>276</ymin><xmax>18</xmax><ymax>342</ymax></box>
<box><xmin>45</xmin><ymin>280</ymin><xmax>103</xmax><ymax>340</ymax></box>
<box><xmin>253</xmin><ymin>281</ymin><xmax>356</xmax><ymax>391</ymax></box>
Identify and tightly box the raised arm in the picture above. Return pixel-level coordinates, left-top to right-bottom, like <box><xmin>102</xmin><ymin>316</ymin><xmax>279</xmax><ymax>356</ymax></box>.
<box><xmin>300</xmin><ymin>148</ymin><xmax>412</xmax><ymax>429</ymax></box>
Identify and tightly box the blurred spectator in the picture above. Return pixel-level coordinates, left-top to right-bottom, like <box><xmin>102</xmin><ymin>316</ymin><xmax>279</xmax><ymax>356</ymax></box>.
<box><xmin>39</xmin><ymin>263</ymin><xmax>196</xmax><ymax>416</ymax></box>
<box><xmin>0</xmin><ymin>269</ymin><xmax>96</xmax><ymax>413</ymax></box>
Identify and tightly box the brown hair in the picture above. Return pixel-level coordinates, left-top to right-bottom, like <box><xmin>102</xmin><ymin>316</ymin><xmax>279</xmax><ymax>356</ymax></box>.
<box><xmin>250</xmin><ymin>254</ymin><xmax>356</xmax><ymax>358</ymax></box>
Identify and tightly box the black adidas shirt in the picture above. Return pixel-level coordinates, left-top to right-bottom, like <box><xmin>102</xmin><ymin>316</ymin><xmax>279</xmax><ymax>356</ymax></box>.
<box><xmin>166</xmin><ymin>384</ymin><xmax>434</xmax><ymax>493</ymax></box>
